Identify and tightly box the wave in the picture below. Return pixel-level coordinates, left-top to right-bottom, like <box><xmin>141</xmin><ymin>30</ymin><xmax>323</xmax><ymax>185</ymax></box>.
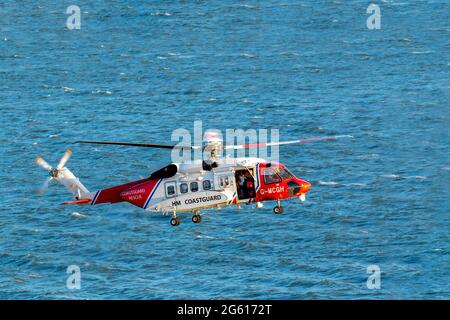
<box><xmin>195</xmin><ymin>235</ymin><xmax>215</xmax><ymax>240</ymax></box>
<box><xmin>380</xmin><ymin>174</ymin><xmax>401</xmax><ymax>179</ymax></box>
<box><xmin>318</xmin><ymin>181</ymin><xmax>339</xmax><ymax>186</ymax></box>
<box><xmin>151</xmin><ymin>12</ymin><xmax>171</xmax><ymax>17</ymax></box>
<box><xmin>62</xmin><ymin>87</ymin><xmax>74</xmax><ymax>92</ymax></box>
<box><xmin>412</xmin><ymin>51</ymin><xmax>433</xmax><ymax>55</ymax></box>
<box><xmin>344</xmin><ymin>183</ymin><xmax>368</xmax><ymax>187</ymax></box>
<box><xmin>381</xmin><ymin>174</ymin><xmax>427</xmax><ymax>180</ymax></box>
<box><xmin>93</xmin><ymin>90</ymin><xmax>112</xmax><ymax>95</ymax></box>
<box><xmin>240</xmin><ymin>53</ymin><xmax>256</xmax><ymax>58</ymax></box>
<box><xmin>238</xmin><ymin>4</ymin><xmax>257</xmax><ymax>9</ymax></box>
<box><xmin>405</xmin><ymin>175</ymin><xmax>427</xmax><ymax>180</ymax></box>
<box><xmin>356</xmin><ymin>153</ymin><xmax>379</xmax><ymax>160</ymax></box>
<box><xmin>71</xmin><ymin>212</ymin><xmax>87</xmax><ymax>219</ymax></box>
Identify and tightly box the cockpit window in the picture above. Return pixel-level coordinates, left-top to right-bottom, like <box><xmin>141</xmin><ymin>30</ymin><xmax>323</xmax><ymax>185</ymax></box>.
<box><xmin>276</xmin><ymin>168</ymin><xmax>294</xmax><ymax>180</ymax></box>
<box><xmin>263</xmin><ymin>168</ymin><xmax>282</xmax><ymax>184</ymax></box>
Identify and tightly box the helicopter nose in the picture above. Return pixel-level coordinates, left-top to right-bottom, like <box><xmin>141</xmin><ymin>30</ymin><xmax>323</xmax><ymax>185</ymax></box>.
<box><xmin>300</xmin><ymin>181</ymin><xmax>311</xmax><ymax>194</ymax></box>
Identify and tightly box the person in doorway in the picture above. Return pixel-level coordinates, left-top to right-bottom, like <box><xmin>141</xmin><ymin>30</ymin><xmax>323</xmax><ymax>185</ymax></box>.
<box><xmin>244</xmin><ymin>172</ymin><xmax>254</xmax><ymax>199</ymax></box>
<box><xmin>237</xmin><ymin>172</ymin><xmax>246</xmax><ymax>199</ymax></box>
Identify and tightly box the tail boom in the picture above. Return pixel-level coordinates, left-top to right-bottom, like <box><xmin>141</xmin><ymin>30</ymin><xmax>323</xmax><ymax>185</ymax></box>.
<box><xmin>35</xmin><ymin>151</ymin><xmax>160</xmax><ymax>208</ymax></box>
<box><xmin>89</xmin><ymin>178</ymin><xmax>155</xmax><ymax>207</ymax></box>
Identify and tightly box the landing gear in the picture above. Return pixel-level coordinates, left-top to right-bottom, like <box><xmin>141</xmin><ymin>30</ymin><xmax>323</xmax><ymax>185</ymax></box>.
<box><xmin>273</xmin><ymin>206</ymin><xmax>284</xmax><ymax>214</ymax></box>
<box><xmin>170</xmin><ymin>212</ymin><xmax>180</xmax><ymax>226</ymax></box>
<box><xmin>273</xmin><ymin>199</ymin><xmax>284</xmax><ymax>214</ymax></box>
<box><xmin>192</xmin><ymin>213</ymin><xmax>202</xmax><ymax>223</ymax></box>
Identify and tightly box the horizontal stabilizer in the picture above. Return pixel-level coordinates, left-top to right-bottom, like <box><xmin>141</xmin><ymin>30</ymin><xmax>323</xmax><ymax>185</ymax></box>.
<box><xmin>62</xmin><ymin>199</ymin><xmax>91</xmax><ymax>205</ymax></box>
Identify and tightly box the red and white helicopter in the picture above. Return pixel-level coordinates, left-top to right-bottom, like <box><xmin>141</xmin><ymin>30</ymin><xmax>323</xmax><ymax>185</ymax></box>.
<box><xmin>35</xmin><ymin>132</ymin><xmax>349</xmax><ymax>226</ymax></box>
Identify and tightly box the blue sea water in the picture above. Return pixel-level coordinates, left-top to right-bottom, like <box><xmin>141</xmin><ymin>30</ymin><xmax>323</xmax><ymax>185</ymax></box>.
<box><xmin>0</xmin><ymin>0</ymin><xmax>449</xmax><ymax>299</ymax></box>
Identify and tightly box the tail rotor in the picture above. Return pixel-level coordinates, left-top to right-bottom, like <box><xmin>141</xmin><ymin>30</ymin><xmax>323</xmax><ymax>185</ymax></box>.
<box><xmin>36</xmin><ymin>176</ymin><xmax>53</xmax><ymax>195</ymax></box>
<box><xmin>57</xmin><ymin>149</ymin><xmax>72</xmax><ymax>170</ymax></box>
<box><xmin>35</xmin><ymin>149</ymin><xmax>72</xmax><ymax>195</ymax></box>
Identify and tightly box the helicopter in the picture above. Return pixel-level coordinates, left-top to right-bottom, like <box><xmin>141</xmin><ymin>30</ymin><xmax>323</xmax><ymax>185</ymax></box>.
<box><xmin>35</xmin><ymin>132</ymin><xmax>349</xmax><ymax>226</ymax></box>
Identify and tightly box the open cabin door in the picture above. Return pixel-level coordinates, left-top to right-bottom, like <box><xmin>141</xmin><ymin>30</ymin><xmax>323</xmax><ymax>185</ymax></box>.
<box><xmin>234</xmin><ymin>168</ymin><xmax>256</xmax><ymax>201</ymax></box>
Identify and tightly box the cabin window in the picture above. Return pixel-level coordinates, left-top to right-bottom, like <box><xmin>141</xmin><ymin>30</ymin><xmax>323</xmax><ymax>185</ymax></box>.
<box><xmin>167</xmin><ymin>186</ymin><xmax>175</xmax><ymax>195</ymax></box>
<box><xmin>219</xmin><ymin>175</ymin><xmax>231</xmax><ymax>188</ymax></box>
<box><xmin>203</xmin><ymin>180</ymin><xmax>211</xmax><ymax>190</ymax></box>
<box><xmin>165</xmin><ymin>182</ymin><xmax>177</xmax><ymax>197</ymax></box>
<box><xmin>263</xmin><ymin>168</ymin><xmax>282</xmax><ymax>184</ymax></box>
<box><xmin>190</xmin><ymin>182</ymin><xmax>199</xmax><ymax>192</ymax></box>
<box><xmin>180</xmin><ymin>183</ymin><xmax>188</xmax><ymax>194</ymax></box>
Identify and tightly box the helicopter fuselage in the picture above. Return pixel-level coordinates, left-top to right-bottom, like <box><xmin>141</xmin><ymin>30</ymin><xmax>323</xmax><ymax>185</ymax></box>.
<box><xmin>88</xmin><ymin>157</ymin><xmax>311</xmax><ymax>215</ymax></box>
<box><xmin>36</xmin><ymin>133</ymin><xmax>348</xmax><ymax>226</ymax></box>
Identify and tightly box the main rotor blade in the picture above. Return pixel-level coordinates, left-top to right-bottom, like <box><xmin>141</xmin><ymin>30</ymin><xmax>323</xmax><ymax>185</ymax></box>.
<box><xmin>76</xmin><ymin>140</ymin><xmax>198</xmax><ymax>150</ymax></box>
<box><xmin>57</xmin><ymin>149</ymin><xmax>72</xmax><ymax>169</ymax></box>
<box><xmin>224</xmin><ymin>135</ymin><xmax>353</xmax><ymax>150</ymax></box>
<box><xmin>35</xmin><ymin>156</ymin><xmax>52</xmax><ymax>171</ymax></box>
<box><xmin>36</xmin><ymin>176</ymin><xmax>53</xmax><ymax>195</ymax></box>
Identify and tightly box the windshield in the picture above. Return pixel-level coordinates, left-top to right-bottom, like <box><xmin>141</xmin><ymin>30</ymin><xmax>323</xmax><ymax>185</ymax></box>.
<box><xmin>263</xmin><ymin>167</ymin><xmax>295</xmax><ymax>184</ymax></box>
<box><xmin>276</xmin><ymin>167</ymin><xmax>294</xmax><ymax>180</ymax></box>
<box><xmin>263</xmin><ymin>168</ymin><xmax>282</xmax><ymax>184</ymax></box>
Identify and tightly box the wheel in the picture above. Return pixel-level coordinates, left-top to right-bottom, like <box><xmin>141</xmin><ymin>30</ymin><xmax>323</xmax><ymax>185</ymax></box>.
<box><xmin>170</xmin><ymin>217</ymin><xmax>180</xmax><ymax>226</ymax></box>
<box><xmin>273</xmin><ymin>206</ymin><xmax>284</xmax><ymax>214</ymax></box>
<box><xmin>192</xmin><ymin>214</ymin><xmax>202</xmax><ymax>223</ymax></box>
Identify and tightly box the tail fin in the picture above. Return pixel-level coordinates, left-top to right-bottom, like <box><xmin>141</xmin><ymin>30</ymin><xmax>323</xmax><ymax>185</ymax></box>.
<box><xmin>35</xmin><ymin>149</ymin><xmax>91</xmax><ymax>200</ymax></box>
<box><xmin>54</xmin><ymin>167</ymin><xmax>90</xmax><ymax>199</ymax></box>
<box><xmin>35</xmin><ymin>149</ymin><xmax>154</xmax><ymax>207</ymax></box>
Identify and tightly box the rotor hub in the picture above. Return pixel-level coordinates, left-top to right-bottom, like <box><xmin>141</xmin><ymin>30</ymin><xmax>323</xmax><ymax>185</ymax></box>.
<box><xmin>50</xmin><ymin>168</ymin><xmax>59</xmax><ymax>178</ymax></box>
<box><xmin>203</xmin><ymin>130</ymin><xmax>224</xmax><ymax>160</ymax></box>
